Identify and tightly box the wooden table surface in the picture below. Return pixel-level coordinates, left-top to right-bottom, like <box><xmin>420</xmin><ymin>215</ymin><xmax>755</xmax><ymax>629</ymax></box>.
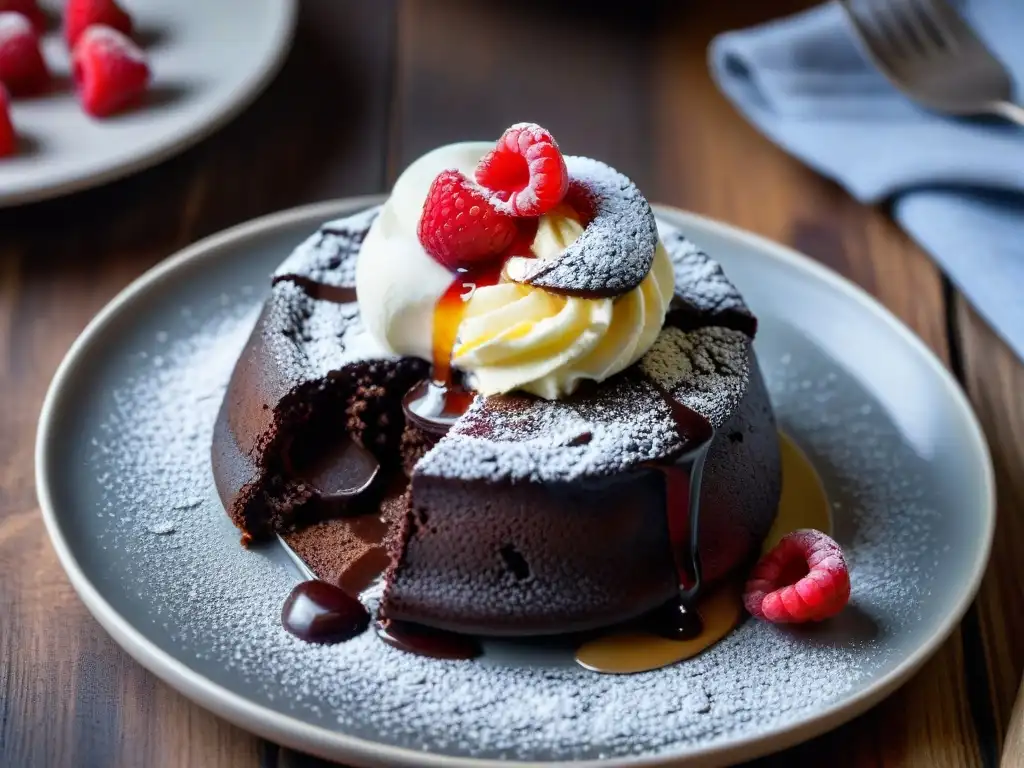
<box><xmin>2</xmin><ymin>2</ymin><xmax>1022</xmax><ymax>766</ymax></box>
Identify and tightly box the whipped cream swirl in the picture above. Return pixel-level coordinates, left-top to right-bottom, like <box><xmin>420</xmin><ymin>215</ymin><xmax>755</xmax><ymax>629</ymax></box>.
<box><xmin>355</xmin><ymin>142</ymin><xmax>675</xmax><ymax>399</ymax></box>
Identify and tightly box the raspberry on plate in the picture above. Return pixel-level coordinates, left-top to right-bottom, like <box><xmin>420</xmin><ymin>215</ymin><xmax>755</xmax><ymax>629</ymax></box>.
<box><xmin>417</xmin><ymin>169</ymin><xmax>519</xmax><ymax>271</ymax></box>
<box><xmin>475</xmin><ymin>122</ymin><xmax>569</xmax><ymax>217</ymax></box>
<box><xmin>0</xmin><ymin>84</ymin><xmax>16</xmax><ymax>157</ymax></box>
<box><xmin>743</xmin><ymin>529</ymin><xmax>850</xmax><ymax>623</ymax></box>
<box><xmin>64</xmin><ymin>0</ymin><xmax>133</xmax><ymax>48</ymax></box>
<box><xmin>0</xmin><ymin>1</ymin><xmax>45</xmax><ymax>34</ymax></box>
<box><xmin>0</xmin><ymin>11</ymin><xmax>49</xmax><ymax>97</ymax></box>
<box><xmin>72</xmin><ymin>25</ymin><xmax>150</xmax><ymax>118</ymax></box>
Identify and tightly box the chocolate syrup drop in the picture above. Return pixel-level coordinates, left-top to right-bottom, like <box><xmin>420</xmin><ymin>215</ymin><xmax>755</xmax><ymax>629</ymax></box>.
<box><xmin>644</xmin><ymin>594</ymin><xmax>704</xmax><ymax>641</ymax></box>
<box><xmin>646</xmin><ymin>383</ymin><xmax>716</xmax><ymax>640</ymax></box>
<box><xmin>402</xmin><ymin>379</ymin><xmax>473</xmax><ymax>437</ymax></box>
<box><xmin>576</xmin><ymin>432</ymin><xmax>834</xmax><ymax>674</ymax></box>
<box><xmin>412</xmin><ymin>260</ymin><xmax>504</xmax><ymax>437</ymax></box>
<box><xmin>375</xmin><ymin>619</ymin><xmax>482</xmax><ymax>660</ymax></box>
<box><xmin>281</xmin><ymin>580</ymin><xmax>370</xmax><ymax>644</ymax></box>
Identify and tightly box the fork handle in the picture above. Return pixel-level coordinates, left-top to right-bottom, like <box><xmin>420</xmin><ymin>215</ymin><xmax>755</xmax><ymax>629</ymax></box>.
<box><xmin>992</xmin><ymin>101</ymin><xmax>1024</xmax><ymax>127</ymax></box>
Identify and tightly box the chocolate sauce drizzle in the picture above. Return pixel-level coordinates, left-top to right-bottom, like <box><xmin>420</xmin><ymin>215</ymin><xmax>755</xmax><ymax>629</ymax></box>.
<box><xmin>645</xmin><ymin>384</ymin><xmax>716</xmax><ymax>640</ymax></box>
<box><xmin>277</xmin><ymin>259</ymin><xmax>482</xmax><ymax>655</ymax></box>
<box><xmin>375</xmin><ymin>619</ymin><xmax>482</xmax><ymax>660</ymax></box>
<box><xmin>393</xmin><ymin>257</ymin><xmax>499</xmax><ymax>439</ymax></box>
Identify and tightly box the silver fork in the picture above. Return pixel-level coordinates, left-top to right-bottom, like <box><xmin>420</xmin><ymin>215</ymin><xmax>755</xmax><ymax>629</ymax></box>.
<box><xmin>839</xmin><ymin>0</ymin><xmax>1024</xmax><ymax>126</ymax></box>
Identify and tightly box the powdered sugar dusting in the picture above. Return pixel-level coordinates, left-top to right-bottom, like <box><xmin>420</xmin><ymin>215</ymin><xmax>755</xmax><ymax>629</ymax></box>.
<box><xmin>78</xmin><ymin>280</ymin><xmax>949</xmax><ymax>762</ymax></box>
<box><xmin>515</xmin><ymin>156</ymin><xmax>658</xmax><ymax>297</ymax></box>
<box><xmin>83</xmin><ymin>24</ymin><xmax>147</xmax><ymax>64</ymax></box>
<box><xmin>417</xmin><ymin>375</ymin><xmax>681</xmax><ymax>484</ymax></box>
<box><xmin>260</xmin><ymin>280</ymin><xmax>393</xmax><ymax>385</ymax></box>
<box><xmin>71</xmin><ymin>197</ymin><xmax>958</xmax><ymax>761</ymax></box>
<box><xmin>273</xmin><ymin>207</ymin><xmax>379</xmax><ymax>289</ymax></box>
<box><xmin>660</xmin><ymin>225</ymin><xmax>755</xmax><ymax>324</ymax></box>
<box><xmin>418</xmin><ymin>326</ymin><xmax>749</xmax><ymax>484</ymax></box>
<box><xmin>642</xmin><ymin>326</ymin><xmax>749</xmax><ymax>425</ymax></box>
<box><xmin>257</xmin><ymin>208</ymin><xmax>754</xmax><ymax>487</ymax></box>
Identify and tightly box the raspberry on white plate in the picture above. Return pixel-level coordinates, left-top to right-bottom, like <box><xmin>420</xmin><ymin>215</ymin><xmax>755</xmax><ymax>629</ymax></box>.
<box><xmin>64</xmin><ymin>0</ymin><xmax>133</xmax><ymax>48</ymax></box>
<box><xmin>0</xmin><ymin>11</ymin><xmax>49</xmax><ymax>97</ymax></box>
<box><xmin>744</xmin><ymin>529</ymin><xmax>851</xmax><ymax>623</ymax></box>
<box><xmin>72</xmin><ymin>24</ymin><xmax>150</xmax><ymax>118</ymax></box>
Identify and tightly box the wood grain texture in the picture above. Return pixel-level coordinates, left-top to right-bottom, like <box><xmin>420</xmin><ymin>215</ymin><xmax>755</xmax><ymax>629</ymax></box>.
<box><xmin>1</xmin><ymin>0</ymin><xmax>1014</xmax><ymax>766</ymax></box>
<box><xmin>0</xmin><ymin>238</ymin><xmax>266</xmax><ymax>768</ymax></box>
<box><xmin>956</xmin><ymin>300</ymin><xmax>1024</xmax><ymax>767</ymax></box>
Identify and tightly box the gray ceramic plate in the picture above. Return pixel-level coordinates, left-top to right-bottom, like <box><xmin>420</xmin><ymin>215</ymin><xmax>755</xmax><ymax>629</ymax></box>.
<box><xmin>0</xmin><ymin>0</ymin><xmax>296</xmax><ymax>207</ymax></box>
<box><xmin>36</xmin><ymin>199</ymin><xmax>994</xmax><ymax>767</ymax></box>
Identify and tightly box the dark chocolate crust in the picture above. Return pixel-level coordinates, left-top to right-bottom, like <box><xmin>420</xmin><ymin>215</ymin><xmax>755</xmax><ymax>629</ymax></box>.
<box><xmin>211</xmin><ymin>206</ymin><xmax>782</xmax><ymax>636</ymax></box>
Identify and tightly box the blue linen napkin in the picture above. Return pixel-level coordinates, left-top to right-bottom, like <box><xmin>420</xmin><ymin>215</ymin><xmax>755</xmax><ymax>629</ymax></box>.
<box><xmin>710</xmin><ymin>0</ymin><xmax>1024</xmax><ymax>362</ymax></box>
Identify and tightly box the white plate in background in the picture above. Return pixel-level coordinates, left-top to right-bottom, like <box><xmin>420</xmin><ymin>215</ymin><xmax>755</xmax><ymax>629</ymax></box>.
<box><xmin>0</xmin><ymin>0</ymin><xmax>296</xmax><ymax>207</ymax></box>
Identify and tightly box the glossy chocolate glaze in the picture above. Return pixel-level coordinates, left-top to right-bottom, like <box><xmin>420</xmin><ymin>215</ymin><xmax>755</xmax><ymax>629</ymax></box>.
<box><xmin>646</xmin><ymin>391</ymin><xmax>716</xmax><ymax>640</ymax></box>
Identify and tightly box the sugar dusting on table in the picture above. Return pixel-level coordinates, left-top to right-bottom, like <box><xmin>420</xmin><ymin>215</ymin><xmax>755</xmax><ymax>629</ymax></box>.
<box><xmin>89</xmin><ymin>293</ymin><xmax>940</xmax><ymax>762</ymax></box>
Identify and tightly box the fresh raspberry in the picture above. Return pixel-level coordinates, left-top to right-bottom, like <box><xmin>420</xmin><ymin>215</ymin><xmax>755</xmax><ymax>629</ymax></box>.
<box><xmin>474</xmin><ymin>122</ymin><xmax>569</xmax><ymax>217</ymax></box>
<box><xmin>0</xmin><ymin>85</ymin><xmax>16</xmax><ymax>157</ymax></box>
<box><xmin>417</xmin><ymin>169</ymin><xmax>519</xmax><ymax>270</ymax></box>
<box><xmin>72</xmin><ymin>25</ymin><xmax>150</xmax><ymax>118</ymax></box>
<box><xmin>64</xmin><ymin>0</ymin><xmax>132</xmax><ymax>48</ymax></box>
<box><xmin>0</xmin><ymin>1</ymin><xmax>46</xmax><ymax>34</ymax></box>
<box><xmin>0</xmin><ymin>12</ymin><xmax>49</xmax><ymax>97</ymax></box>
<box><xmin>744</xmin><ymin>529</ymin><xmax>850</xmax><ymax>623</ymax></box>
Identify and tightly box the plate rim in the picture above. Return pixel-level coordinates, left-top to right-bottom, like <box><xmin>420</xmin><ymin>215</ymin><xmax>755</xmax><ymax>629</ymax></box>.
<box><xmin>34</xmin><ymin>198</ymin><xmax>996</xmax><ymax>768</ymax></box>
<box><xmin>1</xmin><ymin>0</ymin><xmax>298</xmax><ymax>208</ymax></box>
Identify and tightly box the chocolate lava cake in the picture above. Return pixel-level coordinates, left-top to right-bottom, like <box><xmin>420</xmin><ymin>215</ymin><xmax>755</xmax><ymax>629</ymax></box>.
<box><xmin>212</xmin><ymin>206</ymin><xmax>782</xmax><ymax>637</ymax></box>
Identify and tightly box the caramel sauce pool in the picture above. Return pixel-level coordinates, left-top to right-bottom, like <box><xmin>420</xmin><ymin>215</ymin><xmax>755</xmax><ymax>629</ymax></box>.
<box><xmin>576</xmin><ymin>432</ymin><xmax>830</xmax><ymax>674</ymax></box>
